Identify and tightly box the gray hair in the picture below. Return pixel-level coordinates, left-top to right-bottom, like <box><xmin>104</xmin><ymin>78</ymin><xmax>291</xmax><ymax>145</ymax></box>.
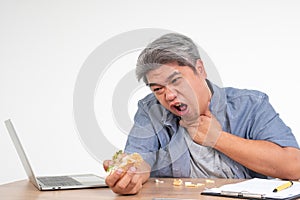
<box><xmin>136</xmin><ymin>33</ymin><xmax>201</xmax><ymax>84</ymax></box>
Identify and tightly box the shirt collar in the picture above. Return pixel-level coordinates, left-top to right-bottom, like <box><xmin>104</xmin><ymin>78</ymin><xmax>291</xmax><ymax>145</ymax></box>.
<box><xmin>208</xmin><ymin>80</ymin><xmax>227</xmax><ymax>125</ymax></box>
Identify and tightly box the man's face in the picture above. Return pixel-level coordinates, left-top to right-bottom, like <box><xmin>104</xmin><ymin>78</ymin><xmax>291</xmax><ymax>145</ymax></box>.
<box><xmin>146</xmin><ymin>61</ymin><xmax>211</xmax><ymax>122</ymax></box>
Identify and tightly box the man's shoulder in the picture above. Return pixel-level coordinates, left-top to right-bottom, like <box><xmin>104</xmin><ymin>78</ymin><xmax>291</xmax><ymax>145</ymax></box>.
<box><xmin>224</xmin><ymin>86</ymin><xmax>268</xmax><ymax>102</ymax></box>
<box><xmin>137</xmin><ymin>93</ymin><xmax>160</xmax><ymax>108</ymax></box>
<box><xmin>136</xmin><ymin>93</ymin><xmax>166</xmax><ymax>115</ymax></box>
<box><xmin>139</xmin><ymin>93</ymin><xmax>157</xmax><ymax>103</ymax></box>
<box><xmin>134</xmin><ymin>93</ymin><xmax>174</xmax><ymax>130</ymax></box>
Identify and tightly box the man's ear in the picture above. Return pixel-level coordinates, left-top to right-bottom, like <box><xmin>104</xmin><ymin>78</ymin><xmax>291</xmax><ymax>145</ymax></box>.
<box><xmin>195</xmin><ymin>59</ymin><xmax>207</xmax><ymax>78</ymax></box>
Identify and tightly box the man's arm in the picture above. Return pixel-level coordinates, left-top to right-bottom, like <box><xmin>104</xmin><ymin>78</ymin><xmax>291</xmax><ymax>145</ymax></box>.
<box><xmin>180</xmin><ymin>111</ymin><xmax>300</xmax><ymax>180</ymax></box>
<box><xmin>215</xmin><ymin>131</ymin><xmax>300</xmax><ymax>180</ymax></box>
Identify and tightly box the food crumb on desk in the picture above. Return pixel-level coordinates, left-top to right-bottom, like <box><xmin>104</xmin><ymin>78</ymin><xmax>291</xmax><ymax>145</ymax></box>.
<box><xmin>184</xmin><ymin>181</ymin><xmax>205</xmax><ymax>187</ymax></box>
<box><xmin>172</xmin><ymin>179</ymin><xmax>206</xmax><ymax>187</ymax></box>
<box><xmin>173</xmin><ymin>179</ymin><xmax>183</xmax><ymax>186</ymax></box>
<box><xmin>184</xmin><ymin>182</ymin><xmax>196</xmax><ymax>187</ymax></box>
<box><xmin>205</xmin><ymin>179</ymin><xmax>215</xmax><ymax>183</ymax></box>
<box><xmin>155</xmin><ymin>179</ymin><xmax>164</xmax><ymax>183</ymax></box>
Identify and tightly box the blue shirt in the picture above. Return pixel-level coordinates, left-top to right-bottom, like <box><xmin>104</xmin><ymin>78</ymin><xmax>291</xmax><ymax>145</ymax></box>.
<box><xmin>124</xmin><ymin>81</ymin><xmax>299</xmax><ymax>178</ymax></box>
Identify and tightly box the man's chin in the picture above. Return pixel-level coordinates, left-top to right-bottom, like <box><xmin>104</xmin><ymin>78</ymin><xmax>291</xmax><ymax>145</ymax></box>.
<box><xmin>180</xmin><ymin>112</ymin><xmax>199</xmax><ymax>123</ymax></box>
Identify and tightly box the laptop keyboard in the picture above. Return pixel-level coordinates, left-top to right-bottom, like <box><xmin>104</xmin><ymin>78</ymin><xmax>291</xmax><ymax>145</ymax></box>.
<box><xmin>37</xmin><ymin>176</ymin><xmax>82</xmax><ymax>186</ymax></box>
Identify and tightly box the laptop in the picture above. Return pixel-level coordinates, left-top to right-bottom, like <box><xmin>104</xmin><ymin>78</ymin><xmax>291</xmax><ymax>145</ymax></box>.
<box><xmin>4</xmin><ymin>119</ymin><xmax>107</xmax><ymax>190</ymax></box>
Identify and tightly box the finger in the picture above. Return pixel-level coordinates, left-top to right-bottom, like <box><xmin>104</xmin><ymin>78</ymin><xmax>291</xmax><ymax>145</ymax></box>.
<box><xmin>126</xmin><ymin>174</ymin><xmax>143</xmax><ymax>194</ymax></box>
<box><xmin>103</xmin><ymin>160</ymin><xmax>112</xmax><ymax>171</ymax></box>
<box><xmin>112</xmin><ymin>174</ymin><xmax>142</xmax><ymax>195</ymax></box>
<box><xmin>179</xmin><ymin>119</ymin><xmax>186</xmax><ymax>127</ymax></box>
<box><xmin>115</xmin><ymin>167</ymin><xmax>136</xmax><ymax>190</ymax></box>
<box><xmin>179</xmin><ymin>118</ymin><xmax>197</xmax><ymax>128</ymax></box>
<box><xmin>202</xmin><ymin>109</ymin><xmax>212</xmax><ymax>117</ymax></box>
<box><xmin>105</xmin><ymin>168</ymin><xmax>124</xmax><ymax>187</ymax></box>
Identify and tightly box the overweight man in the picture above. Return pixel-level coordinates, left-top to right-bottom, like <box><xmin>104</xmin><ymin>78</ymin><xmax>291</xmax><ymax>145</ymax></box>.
<box><xmin>103</xmin><ymin>33</ymin><xmax>300</xmax><ymax>195</ymax></box>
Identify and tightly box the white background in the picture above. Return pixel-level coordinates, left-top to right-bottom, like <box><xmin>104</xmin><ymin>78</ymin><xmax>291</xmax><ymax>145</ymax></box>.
<box><xmin>1</xmin><ymin>0</ymin><xmax>300</xmax><ymax>185</ymax></box>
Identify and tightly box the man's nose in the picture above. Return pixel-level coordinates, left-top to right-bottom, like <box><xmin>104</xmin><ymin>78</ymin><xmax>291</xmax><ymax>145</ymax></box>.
<box><xmin>165</xmin><ymin>86</ymin><xmax>177</xmax><ymax>101</ymax></box>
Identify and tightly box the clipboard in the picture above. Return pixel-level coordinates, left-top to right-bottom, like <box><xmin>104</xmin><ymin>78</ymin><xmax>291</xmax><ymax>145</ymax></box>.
<box><xmin>201</xmin><ymin>178</ymin><xmax>300</xmax><ymax>200</ymax></box>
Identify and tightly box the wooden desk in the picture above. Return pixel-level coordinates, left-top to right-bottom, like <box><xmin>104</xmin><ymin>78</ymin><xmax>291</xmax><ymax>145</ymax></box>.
<box><xmin>0</xmin><ymin>178</ymin><xmax>243</xmax><ymax>200</ymax></box>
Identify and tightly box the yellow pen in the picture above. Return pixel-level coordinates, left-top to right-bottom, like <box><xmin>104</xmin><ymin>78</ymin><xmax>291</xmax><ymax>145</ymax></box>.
<box><xmin>273</xmin><ymin>181</ymin><xmax>293</xmax><ymax>192</ymax></box>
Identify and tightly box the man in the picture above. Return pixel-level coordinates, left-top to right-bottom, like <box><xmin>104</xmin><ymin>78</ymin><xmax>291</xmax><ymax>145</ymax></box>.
<box><xmin>103</xmin><ymin>33</ymin><xmax>300</xmax><ymax>195</ymax></box>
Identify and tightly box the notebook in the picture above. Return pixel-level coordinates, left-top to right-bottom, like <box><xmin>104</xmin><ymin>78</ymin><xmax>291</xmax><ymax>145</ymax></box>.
<box><xmin>201</xmin><ymin>178</ymin><xmax>300</xmax><ymax>200</ymax></box>
<box><xmin>4</xmin><ymin>119</ymin><xmax>107</xmax><ymax>190</ymax></box>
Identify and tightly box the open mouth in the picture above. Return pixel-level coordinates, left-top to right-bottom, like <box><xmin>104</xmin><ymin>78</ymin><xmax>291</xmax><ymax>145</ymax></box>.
<box><xmin>172</xmin><ymin>102</ymin><xmax>188</xmax><ymax>116</ymax></box>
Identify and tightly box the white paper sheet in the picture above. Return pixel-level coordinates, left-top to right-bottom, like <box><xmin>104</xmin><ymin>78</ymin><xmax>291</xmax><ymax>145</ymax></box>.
<box><xmin>203</xmin><ymin>178</ymin><xmax>300</xmax><ymax>199</ymax></box>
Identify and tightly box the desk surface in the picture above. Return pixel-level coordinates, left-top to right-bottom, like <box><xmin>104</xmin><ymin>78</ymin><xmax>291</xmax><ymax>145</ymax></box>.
<box><xmin>0</xmin><ymin>178</ymin><xmax>244</xmax><ymax>200</ymax></box>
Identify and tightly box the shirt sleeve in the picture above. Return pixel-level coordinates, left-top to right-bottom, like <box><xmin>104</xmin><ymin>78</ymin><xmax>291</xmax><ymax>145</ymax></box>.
<box><xmin>124</xmin><ymin>98</ymin><xmax>159</xmax><ymax>168</ymax></box>
<box><xmin>124</xmin><ymin>97</ymin><xmax>190</xmax><ymax>177</ymax></box>
<box><xmin>250</xmin><ymin>94</ymin><xmax>299</xmax><ymax>148</ymax></box>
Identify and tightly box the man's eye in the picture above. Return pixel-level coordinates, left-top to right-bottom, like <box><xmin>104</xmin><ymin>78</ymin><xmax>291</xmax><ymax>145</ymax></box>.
<box><xmin>171</xmin><ymin>77</ymin><xmax>181</xmax><ymax>84</ymax></box>
<box><xmin>153</xmin><ymin>87</ymin><xmax>161</xmax><ymax>92</ymax></box>
<box><xmin>152</xmin><ymin>87</ymin><xmax>165</xmax><ymax>94</ymax></box>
